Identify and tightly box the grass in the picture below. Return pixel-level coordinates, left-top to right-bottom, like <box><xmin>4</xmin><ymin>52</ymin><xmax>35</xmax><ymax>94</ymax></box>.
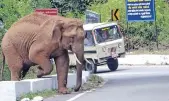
<box><xmin>23</xmin><ymin>64</ymin><xmax>57</xmax><ymax>80</ymax></box>
<box><xmin>18</xmin><ymin>74</ymin><xmax>105</xmax><ymax>101</ymax></box>
<box><xmin>18</xmin><ymin>89</ymin><xmax>57</xmax><ymax>101</ymax></box>
<box><xmin>80</xmin><ymin>75</ymin><xmax>104</xmax><ymax>91</ymax></box>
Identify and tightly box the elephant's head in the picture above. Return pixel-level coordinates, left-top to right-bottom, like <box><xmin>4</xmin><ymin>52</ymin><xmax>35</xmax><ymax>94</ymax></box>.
<box><xmin>50</xmin><ymin>17</ymin><xmax>86</xmax><ymax>91</ymax></box>
<box><xmin>61</xmin><ymin>18</ymin><xmax>84</xmax><ymax>53</ymax></box>
<box><xmin>60</xmin><ymin>18</ymin><xmax>85</xmax><ymax>91</ymax></box>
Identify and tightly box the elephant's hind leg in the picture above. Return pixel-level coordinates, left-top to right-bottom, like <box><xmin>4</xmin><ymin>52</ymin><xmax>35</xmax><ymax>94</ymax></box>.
<box><xmin>5</xmin><ymin>54</ymin><xmax>23</xmax><ymax>81</ymax></box>
<box><xmin>54</xmin><ymin>50</ymin><xmax>70</xmax><ymax>94</ymax></box>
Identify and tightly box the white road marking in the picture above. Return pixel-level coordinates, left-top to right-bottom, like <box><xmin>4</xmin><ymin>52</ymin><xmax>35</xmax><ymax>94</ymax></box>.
<box><xmin>66</xmin><ymin>92</ymin><xmax>87</xmax><ymax>101</ymax></box>
<box><xmin>96</xmin><ymin>72</ymin><xmax>169</xmax><ymax>78</ymax></box>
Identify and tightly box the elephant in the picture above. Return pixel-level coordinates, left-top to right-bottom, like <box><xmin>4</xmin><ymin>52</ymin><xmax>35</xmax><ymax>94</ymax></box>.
<box><xmin>0</xmin><ymin>12</ymin><xmax>89</xmax><ymax>94</ymax></box>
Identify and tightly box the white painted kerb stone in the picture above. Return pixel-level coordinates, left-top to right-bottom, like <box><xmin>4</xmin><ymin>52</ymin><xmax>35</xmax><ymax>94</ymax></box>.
<box><xmin>82</xmin><ymin>71</ymin><xmax>91</xmax><ymax>83</ymax></box>
<box><xmin>67</xmin><ymin>73</ymin><xmax>76</xmax><ymax>88</ymax></box>
<box><xmin>0</xmin><ymin>81</ymin><xmax>30</xmax><ymax>101</ymax></box>
<box><xmin>22</xmin><ymin>78</ymin><xmax>53</xmax><ymax>93</ymax></box>
<box><xmin>43</xmin><ymin>75</ymin><xmax>58</xmax><ymax>89</ymax></box>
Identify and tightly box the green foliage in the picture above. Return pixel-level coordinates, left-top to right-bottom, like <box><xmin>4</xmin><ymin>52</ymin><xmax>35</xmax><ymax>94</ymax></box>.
<box><xmin>0</xmin><ymin>57</ymin><xmax>10</xmax><ymax>81</ymax></box>
<box><xmin>50</xmin><ymin>0</ymin><xmax>107</xmax><ymax>17</ymax></box>
<box><xmin>0</xmin><ymin>0</ymin><xmax>32</xmax><ymax>29</ymax></box>
<box><xmin>18</xmin><ymin>89</ymin><xmax>57</xmax><ymax>101</ymax></box>
<box><xmin>88</xmin><ymin>74</ymin><xmax>104</xmax><ymax>83</ymax></box>
<box><xmin>2</xmin><ymin>64</ymin><xmax>10</xmax><ymax>80</ymax></box>
<box><xmin>80</xmin><ymin>74</ymin><xmax>104</xmax><ymax>91</ymax></box>
<box><xmin>31</xmin><ymin>0</ymin><xmax>52</xmax><ymax>9</ymax></box>
<box><xmin>0</xmin><ymin>0</ymin><xmax>52</xmax><ymax>29</ymax></box>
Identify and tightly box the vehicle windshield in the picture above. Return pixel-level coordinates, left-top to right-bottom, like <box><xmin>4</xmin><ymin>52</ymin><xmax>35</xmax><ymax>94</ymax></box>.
<box><xmin>94</xmin><ymin>25</ymin><xmax>122</xmax><ymax>43</ymax></box>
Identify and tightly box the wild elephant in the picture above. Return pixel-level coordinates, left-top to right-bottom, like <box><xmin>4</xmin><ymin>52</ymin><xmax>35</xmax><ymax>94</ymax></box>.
<box><xmin>0</xmin><ymin>12</ymin><xmax>89</xmax><ymax>94</ymax></box>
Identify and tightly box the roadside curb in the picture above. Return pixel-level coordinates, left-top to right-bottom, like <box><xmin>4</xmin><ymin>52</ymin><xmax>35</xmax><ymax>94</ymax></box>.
<box><xmin>118</xmin><ymin>55</ymin><xmax>169</xmax><ymax>65</ymax></box>
<box><xmin>118</xmin><ymin>64</ymin><xmax>169</xmax><ymax>67</ymax></box>
<box><xmin>0</xmin><ymin>71</ymin><xmax>91</xmax><ymax>101</ymax></box>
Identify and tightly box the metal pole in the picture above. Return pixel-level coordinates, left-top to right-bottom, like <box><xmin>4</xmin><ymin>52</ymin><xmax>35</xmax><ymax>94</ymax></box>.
<box><xmin>126</xmin><ymin>22</ymin><xmax>129</xmax><ymax>52</ymax></box>
<box><xmin>154</xmin><ymin>0</ymin><xmax>158</xmax><ymax>50</ymax></box>
<box><xmin>155</xmin><ymin>18</ymin><xmax>158</xmax><ymax>50</ymax></box>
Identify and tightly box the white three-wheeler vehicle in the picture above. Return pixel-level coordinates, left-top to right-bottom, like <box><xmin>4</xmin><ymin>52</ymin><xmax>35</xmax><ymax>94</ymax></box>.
<box><xmin>69</xmin><ymin>22</ymin><xmax>125</xmax><ymax>73</ymax></box>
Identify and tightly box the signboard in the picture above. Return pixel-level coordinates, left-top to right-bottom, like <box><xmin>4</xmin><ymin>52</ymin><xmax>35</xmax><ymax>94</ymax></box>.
<box><xmin>126</xmin><ymin>0</ymin><xmax>155</xmax><ymax>22</ymax></box>
<box><xmin>85</xmin><ymin>10</ymin><xmax>101</xmax><ymax>24</ymax></box>
<box><xmin>111</xmin><ymin>9</ymin><xmax>120</xmax><ymax>21</ymax></box>
<box><xmin>35</xmin><ymin>8</ymin><xmax>58</xmax><ymax>15</ymax></box>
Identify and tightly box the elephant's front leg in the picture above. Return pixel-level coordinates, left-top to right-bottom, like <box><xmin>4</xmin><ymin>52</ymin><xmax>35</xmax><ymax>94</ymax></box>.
<box><xmin>29</xmin><ymin>54</ymin><xmax>53</xmax><ymax>78</ymax></box>
<box><xmin>54</xmin><ymin>50</ymin><xmax>70</xmax><ymax>94</ymax></box>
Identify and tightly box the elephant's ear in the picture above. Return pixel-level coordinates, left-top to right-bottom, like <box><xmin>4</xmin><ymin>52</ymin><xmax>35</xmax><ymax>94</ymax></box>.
<box><xmin>76</xmin><ymin>19</ymin><xmax>84</xmax><ymax>27</ymax></box>
<box><xmin>39</xmin><ymin>18</ymin><xmax>64</xmax><ymax>42</ymax></box>
<box><xmin>62</xmin><ymin>19</ymin><xmax>82</xmax><ymax>37</ymax></box>
<box><xmin>76</xmin><ymin>19</ymin><xmax>84</xmax><ymax>37</ymax></box>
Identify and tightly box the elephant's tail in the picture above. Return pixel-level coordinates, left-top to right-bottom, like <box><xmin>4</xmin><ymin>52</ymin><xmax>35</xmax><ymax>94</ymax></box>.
<box><xmin>0</xmin><ymin>51</ymin><xmax>5</xmax><ymax>81</ymax></box>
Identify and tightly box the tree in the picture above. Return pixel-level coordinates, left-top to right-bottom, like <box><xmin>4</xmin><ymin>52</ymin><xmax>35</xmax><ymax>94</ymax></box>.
<box><xmin>50</xmin><ymin>0</ymin><xmax>108</xmax><ymax>17</ymax></box>
<box><xmin>0</xmin><ymin>0</ymin><xmax>52</xmax><ymax>29</ymax></box>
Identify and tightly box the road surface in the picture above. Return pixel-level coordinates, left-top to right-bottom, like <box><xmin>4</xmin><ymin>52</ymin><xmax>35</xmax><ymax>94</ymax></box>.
<box><xmin>44</xmin><ymin>65</ymin><xmax>169</xmax><ymax>101</ymax></box>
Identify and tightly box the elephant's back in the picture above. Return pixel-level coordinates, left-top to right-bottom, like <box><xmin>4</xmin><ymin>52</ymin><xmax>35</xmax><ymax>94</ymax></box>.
<box><xmin>2</xmin><ymin>25</ymin><xmax>36</xmax><ymax>60</ymax></box>
<box><xmin>12</xmin><ymin>12</ymin><xmax>50</xmax><ymax>27</ymax></box>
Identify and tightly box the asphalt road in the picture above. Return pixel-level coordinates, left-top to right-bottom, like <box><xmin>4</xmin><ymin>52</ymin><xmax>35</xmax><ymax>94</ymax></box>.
<box><xmin>44</xmin><ymin>65</ymin><xmax>169</xmax><ymax>101</ymax></box>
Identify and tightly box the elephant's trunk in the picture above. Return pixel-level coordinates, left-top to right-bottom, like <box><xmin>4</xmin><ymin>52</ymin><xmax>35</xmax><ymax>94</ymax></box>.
<box><xmin>74</xmin><ymin>52</ymin><xmax>84</xmax><ymax>92</ymax></box>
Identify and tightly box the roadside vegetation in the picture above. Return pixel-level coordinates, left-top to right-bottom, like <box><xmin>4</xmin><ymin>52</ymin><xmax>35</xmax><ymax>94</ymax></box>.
<box><xmin>18</xmin><ymin>89</ymin><xmax>57</xmax><ymax>101</ymax></box>
<box><xmin>80</xmin><ymin>75</ymin><xmax>104</xmax><ymax>91</ymax></box>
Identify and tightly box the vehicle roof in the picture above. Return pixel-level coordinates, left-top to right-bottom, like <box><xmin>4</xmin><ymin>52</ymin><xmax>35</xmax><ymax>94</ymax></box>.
<box><xmin>83</xmin><ymin>22</ymin><xmax>118</xmax><ymax>31</ymax></box>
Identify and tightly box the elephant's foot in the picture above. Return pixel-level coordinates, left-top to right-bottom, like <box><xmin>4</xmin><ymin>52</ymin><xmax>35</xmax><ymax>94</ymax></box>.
<box><xmin>36</xmin><ymin>66</ymin><xmax>45</xmax><ymax>78</ymax></box>
<box><xmin>37</xmin><ymin>70</ymin><xmax>43</xmax><ymax>78</ymax></box>
<box><xmin>58</xmin><ymin>87</ymin><xmax>71</xmax><ymax>94</ymax></box>
<box><xmin>36</xmin><ymin>65</ymin><xmax>53</xmax><ymax>78</ymax></box>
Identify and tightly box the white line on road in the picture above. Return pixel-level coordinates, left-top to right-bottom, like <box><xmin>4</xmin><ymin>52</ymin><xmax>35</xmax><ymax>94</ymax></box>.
<box><xmin>96</xmin><ymin>72</ymin><xmax>169</xmax><ymax>78</ymax></box>
<box><xmin>66</xmin><ymin>92</ymin><xmax>87</xmax><ymax>101</ymax></box>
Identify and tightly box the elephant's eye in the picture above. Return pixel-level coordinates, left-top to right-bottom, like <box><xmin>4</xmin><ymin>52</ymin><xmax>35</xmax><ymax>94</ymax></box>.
<box><xmin>69</xmin><ymin>25</ymin><xmax>74</xmax><ymax>29</ymax></box>
<box><xmin>70</xmin><ymin>37</ymin><xmax>74</xmax><ymax>43</ymax></box>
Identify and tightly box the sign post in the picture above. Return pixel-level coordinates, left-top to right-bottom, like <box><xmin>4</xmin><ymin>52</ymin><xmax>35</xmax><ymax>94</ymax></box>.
<box><xmin>85</xmin><ymin>10</ymin><xmax>101</xmax><ymax>24</ymax></box>
<box><xmin>35</xmin><ymin>8</ymin><xmax>58</xmax><ymax>15</ymax></box>
<box><xmin>111</xmin><ymin>9</ymin><xmax>120</xmax><ymax>21</ymax></box>
<box><xmin>126</xmin><ymin>0</ymin><xmax>155</xmax><ymax>22</ymax></box>
<box><xmin>125</xmin><ymin>0</ymin><xmax>158</xmax><ymax>50</ymax></box>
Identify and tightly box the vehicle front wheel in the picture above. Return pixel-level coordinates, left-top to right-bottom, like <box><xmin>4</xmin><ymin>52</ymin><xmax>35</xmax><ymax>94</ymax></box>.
<box><xmin>107</xmin><ymin>58</ymin><xmax>118</xmax><ymax>71</ymax></box>
<box><xmin>85</xmin><ymin>59</ymin><xmax>97</xmax><ymax>74</ymax></box>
